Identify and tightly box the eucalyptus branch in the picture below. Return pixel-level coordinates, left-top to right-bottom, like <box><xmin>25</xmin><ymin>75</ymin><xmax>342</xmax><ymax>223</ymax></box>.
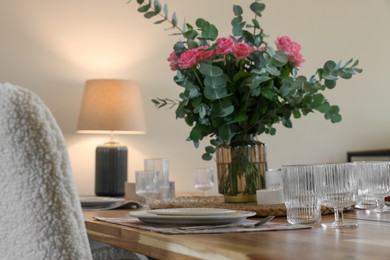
<box><xmin>193</xmin><ymin>68</ymin><xmax>205</xmax><ymax>89</ymax></box>
<box><xmin>127</xmin><ymin>0</ymin><xmax>184</xmax><ymax>34</ymax></box>
<box><xmin>151</xmin><ymin>98</ymin><xmax>178</xmax><ymax>109</ymax></box>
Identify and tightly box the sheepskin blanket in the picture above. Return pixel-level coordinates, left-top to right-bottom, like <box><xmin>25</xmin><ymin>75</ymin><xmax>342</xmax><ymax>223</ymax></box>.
<box><xmin>0</xmin><ymin>83</ymin><xmax>92</xmax><ymax>260</ymax></box>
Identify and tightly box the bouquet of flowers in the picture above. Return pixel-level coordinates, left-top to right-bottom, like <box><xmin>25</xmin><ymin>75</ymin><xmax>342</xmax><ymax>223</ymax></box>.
<box><xmin>130</xmin><ymin>0</ymin><xmax>362</xmax><ymax>161</ymax></box>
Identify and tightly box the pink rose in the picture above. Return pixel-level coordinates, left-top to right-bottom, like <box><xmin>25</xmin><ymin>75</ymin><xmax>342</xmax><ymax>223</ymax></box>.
<box><xmin>275</xmin><ymin>36</ymin><xmax>305</xmax><ymax>67</ymax></box>
<box><xmin>232</xmin><ymin>42</ymin><xmax>255</xmax><ymax>59</ymax></box>
<box><xmin>258</xmin><ymin>45</ymin><xmax>266</xmax><ymax>52</ymax></box>
<box><xmin>195</xmin><ymin>45</ymin><xmax>215</xmax><ymax>61</ymax></box>
<box><xmin>167</xmin><ymin>51</ymin><xmax>178</xmax><ymax>71</ymax></box>
<box><xmin>215</xmin><ymin>37</ymin><xmax>235</xmax><ymax>55</ymax></box>
<box><xmin>177</xmin><ymin>49</ymin><xmax>198</xmax><ymax>69</ymax></box>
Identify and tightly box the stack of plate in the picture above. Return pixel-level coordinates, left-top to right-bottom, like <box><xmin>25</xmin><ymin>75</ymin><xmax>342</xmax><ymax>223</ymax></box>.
<box><xmin>80</xmin><ymin>196</ymin><xmax>124</xmax><ymax>208</ymax></box>
<box><xmin>128</xmin><ymin>208</ymin><xmax>256</xmax><ymax>225</ymax></box>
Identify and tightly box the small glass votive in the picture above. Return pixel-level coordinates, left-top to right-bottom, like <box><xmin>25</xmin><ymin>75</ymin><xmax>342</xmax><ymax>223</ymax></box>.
<box><xmin>256</xmin><ymin>189</ymin><xmax>284</xmax><ymax>205</ymax></box>
<box><xmin>281</xmin><ymin>164</ymin><xmax>321</xmax><ymax>224</ymax></box>
<box><xmin>265</xmin><ymin>168</ymin><xmax>283</xmax><ymax>190</ymax></box>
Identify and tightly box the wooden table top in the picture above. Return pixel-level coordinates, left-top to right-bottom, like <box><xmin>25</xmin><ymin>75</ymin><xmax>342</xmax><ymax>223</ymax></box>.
<box><xmin>84</xmin><ymin>209</ymin><xmax>390</xmax><ymax>260</ymax></box>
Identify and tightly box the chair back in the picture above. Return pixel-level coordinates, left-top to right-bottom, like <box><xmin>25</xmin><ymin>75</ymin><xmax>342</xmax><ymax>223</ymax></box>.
<box><xmin>0</xmin><ymin>83</ymin><xmax>92</xmax><ymax>260</ymax></box>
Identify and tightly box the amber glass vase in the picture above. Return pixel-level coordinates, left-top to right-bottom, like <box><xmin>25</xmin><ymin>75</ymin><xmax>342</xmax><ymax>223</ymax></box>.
<box><xmin>215</xmin><ymin>134</ymin><xmax>267</xmax><ymax>202</ymax></box>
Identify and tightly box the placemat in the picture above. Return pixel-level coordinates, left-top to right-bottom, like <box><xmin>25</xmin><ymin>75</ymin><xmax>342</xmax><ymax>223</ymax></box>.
<box><xmin>94</xmin><ymin>216</ymin><xmax>312</xmax><ymax>235</ymax></box>
<box><xmin>149</xmin><ymin>196</ymin><xmax>333</xmax><ymax>217</ymax></box>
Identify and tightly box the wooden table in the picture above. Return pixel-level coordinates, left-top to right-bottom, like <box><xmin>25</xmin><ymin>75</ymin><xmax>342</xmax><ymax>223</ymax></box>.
<box><xmin>84</xmin><ymin>209</ymin><xmax>390</xmax><ymax>260</ymax></box>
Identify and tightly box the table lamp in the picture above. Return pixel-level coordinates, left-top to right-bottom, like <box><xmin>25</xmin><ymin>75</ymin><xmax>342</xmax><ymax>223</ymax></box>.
<box><xmin>77</xmin><ymin>79</ymin><xmax>146</xmax><ymax>197</ymax></box>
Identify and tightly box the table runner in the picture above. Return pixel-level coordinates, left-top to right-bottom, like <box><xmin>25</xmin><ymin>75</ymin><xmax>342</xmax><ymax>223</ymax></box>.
<box><xmin>149</xmin><ymin>196</ymin><xmax>333</xmax><ymax>217</ymax></box>
<box><xmin>94</xmin><ymin>216</ymin><xmax>312</xmax><ymax>235</ymax></box>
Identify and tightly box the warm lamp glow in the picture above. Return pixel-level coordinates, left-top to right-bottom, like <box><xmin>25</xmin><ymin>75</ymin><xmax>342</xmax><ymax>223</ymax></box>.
<box><xmin>77</xmin><ymin>79</ymin><xmax>146</xmax><ymax>134</ymax></box>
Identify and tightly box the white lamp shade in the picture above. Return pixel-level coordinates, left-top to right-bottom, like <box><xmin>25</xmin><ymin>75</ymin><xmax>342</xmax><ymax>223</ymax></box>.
<box><xmin>77</xmin><ymin>79</ymin><xmax>146</xmax><ymax>134</ymax></box>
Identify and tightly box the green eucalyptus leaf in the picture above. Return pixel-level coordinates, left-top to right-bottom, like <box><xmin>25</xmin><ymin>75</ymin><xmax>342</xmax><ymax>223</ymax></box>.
<box><xmin>192</xmin><ymin>139</ymin><xmax>200</xmax><ymax>148</ymax></box>
<box><xmin>202</xmin><ymin>153</ymin><xmax>212</xmax><ymax>161</ymax></box>
<box><xmin>203</xmin><ymin>24</ymin><xmax>218</xmax><ymax>41</ymax></box>
<box><xmin>233</xmin><ymin>5</ymin><xmax>243</xmax><ymax>16</ymax></box>
<box><xmin>194</xmin><ymin>104</ymin><xmax>207</xmax><ymax>118</ymax></box>
<box><xmin>218</xmin><ymin>124</ymin><xmax>238</xmax><ymax>143</ymax></box>
<box><xmin>312</xmin><ymin>93</ymin><xmax>325</xmax><ymax>107</ymax></box>
<box><xmin>154</xmin><ymin>19</ymin><xmax>166</xmax><ymax>24</ymax></box>
<box><xmin>187</xmin><ymin>39</ymin><xmax>198</xmax><ymax>49</ymax></box>
<box><xmin>279</xmin><ymin>85</ymin><xmax>290</xmax><ymax>97</ymax></box>
<box><xmin>317</xmin><ymin>101</ymin><xmax>330</xmax><ymax>113</ymax></box>
<box><xmin>144</xmin><ymin>11</ymin><xmax>157</xmax><ymax>18</ymax></box>
<box><xmin>265</xmin><ymin>64</ymin><xmax>280</xmax><ymax>76</ymax></box>
<box><xmin>211</xmin><ymin>99</ymin><xmax>234</xmax><ymax>117</ymax></box>
<box><xmin>293</xmin><ymin>110</ymin><xmax>301</xmax><ymax>119</ymax></box>
<box><xmin>234</xmin><ymin>113</ymin><xmax>248</xmax><ymax>123</ymax></box>
<box><xmin>195</xmin><ymin>19</ymin><xmax>218</xmax><ymax>41</ymax></box>
<box><xmin>163</xmin><ymin>3</ymin><xmax>168</xmax><ymax>17</ymax></box>
<box><xmin>324</xmin><ymin>79</ymin><xmax>336</xmax><ymax>89</ymax></box>
<box><xmin>282</xmin><ymin>118</ymin><xmax>292</xmax><ymax>128</ymax></box>
<box><xmin>323</xmin><ymin>60</ymin><xmax>337</xmax><ymax>73</ymax></box>
<box><xmin>272</xmin><ymin>52</ymin><xmax>288</xmax><ymax>67</ymax></box>
<box><xmin>137</xmin><ymin>4</ymin><xmax>150</xmax><ymax>12</ymax></box>
<box><xmin>205</xmin><ymin>146</ymin><xmax>215</xmax><ymax>154</ymax></box>
<box><xmin>204</xmin><ymin>77</ymin><xmax>229</xmax><ymax>100</ymax></box>
<box><xmin>268</xmin><ymin>127</ymin><xmax>276</xmax><ymax>135</ymax></box>
<box><xmin>233</xmin><ymin>70</ymin><xmax>250</xmax><ymax>82</ymax></box>
<box><xmin>136</xmin><ymin>0</ymin><xmax>145</xmax><ymax>4</ymax></box>
<box><xmin>195</xmin><ymin>18</ymin><xmax>208</xmax><ymax>28</ymax></box>
<box><xmin>231</xmin><ymin>17</ymin><xmax>244</xmax><ymax>36</ymax></box>
<box><xmin>255</xmin><ymin>75</ymin><xmax>271</xmax><ymax>84</ymax></box>
<box><xmin>199</xmin><ymin>64</ymin><xmax>223</xmax><ymax>77</ymax></box>
<box><xmin>250</xmin><ymin>2</ymin><xmax>266</xmax><ymax>16</ymax></box>
<box><xmin>172</xmin><ymin>12</ymin><xmax>178</xmax><ymax>27</ymax></box>
<box><xmin>261</xmin><ymin>84</ymin><xmax>275</xmax><ymax>100</ymax></box>
<box><xmin>153</xmin><ymin>0</ymin><xmax>162</xmax><ymax>13</ymax></box>
<box><xmin>183</xmin><ymin>29</ymin><xmax>198</xmax><ymax>40</ymax></box>
<box><xmin>252</xmin><ymin>18</ymin><xmax>260</xmax><ymax>29</ymax></box>
<box><xmin>189</xmin><ymin>124</ymin><xmax>203</xmax><ymax>141</ymax></box>
<box><xmin>328</xmin><ymin>105</ymin><xmax>340</xmax><ymax>114</ymax></box>
<box><xmin>265</xmin><ymin>46</ymin><xmax>276</xmax><ymax>57</ymax></box>
<box><xmin>338</xmin><ymin>69</ymin><xmax>353</xmax><ymax>79</ymax></box>
<box><xmin>330</xmin><ymin>113</ymin><xmax>342</xmax><ymax>123</ymax></box>
<box><xmin>232</xmin><ymin>24</ymin><xmax>243</xmax><ymax>36</ymax></box>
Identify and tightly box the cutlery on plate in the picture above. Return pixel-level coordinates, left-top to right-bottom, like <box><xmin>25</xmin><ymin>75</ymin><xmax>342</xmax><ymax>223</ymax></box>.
<box><xmin>179</xmin><ymin>215</ymin><xmax>275</xmax><ymax>230</ymax></box>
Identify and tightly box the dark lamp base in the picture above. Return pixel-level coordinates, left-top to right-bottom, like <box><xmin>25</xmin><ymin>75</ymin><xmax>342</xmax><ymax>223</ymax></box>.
<box><xmin>95</xmin><ymin>142</ymin><xmax>127</xmax><ymax>197</ymax></box>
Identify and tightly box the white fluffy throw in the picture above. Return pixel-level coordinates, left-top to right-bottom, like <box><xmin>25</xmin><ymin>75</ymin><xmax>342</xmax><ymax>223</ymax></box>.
<box><xmin>0</xmin><ymin>83</ymin><xmax>92</xmax><ymax>260</ymax></box>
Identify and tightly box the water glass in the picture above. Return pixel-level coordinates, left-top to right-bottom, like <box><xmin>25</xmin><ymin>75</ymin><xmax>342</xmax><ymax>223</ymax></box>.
<box><xmin>135</xmin><ymin>170</ymin><xmax>160</xmax><ymax>205</ymax></box>
<box><xmin>144</xmin><ymin>158</ymin><xmax>170</xmax><ymax>199</ymax></box>
<box><xmin>194</xmin><ymin>167</ymin><xmax>215</xmax><ymax>196</ymax></box>
<box><xmin>354</xmin><ymin>161</ymin><xmax>377</xmax><ymax>210</ymax></box>
<box><xmin>359</xmin><ymin>161</ymin><xmax>390</xmax><ymax>213</ymax></box>
<box><xmin>281</xmin><ymin>165</ymin><xmax>321</xmax><ymax>224</ymax></box>
<box><xmin>315</xmin><ymin>162</ymin><xmax>358</xmax><ymax>229</ymax></box>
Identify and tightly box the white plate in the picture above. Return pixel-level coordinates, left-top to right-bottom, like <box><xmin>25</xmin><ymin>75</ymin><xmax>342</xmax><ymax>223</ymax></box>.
<box><xmin>128</xmin><ymin>210</ymin><xmax>256</xmax><ymax>225</ymax></box>
<box><xmin>148</xmin><ymin>208</ymin><xmax>236</xmax><ymax>216</ymax></box>
<box><xmin>80</xmin><ymin>196</ymin><xmax>124</xmax><ymax>207</ymax></box>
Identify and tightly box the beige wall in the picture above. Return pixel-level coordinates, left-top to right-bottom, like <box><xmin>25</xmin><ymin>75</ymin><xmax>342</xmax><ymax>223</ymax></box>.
<box><xmin>1</xmin><ymin>0</ymin><xmax>389</xmax><ymax>195</ymax></box>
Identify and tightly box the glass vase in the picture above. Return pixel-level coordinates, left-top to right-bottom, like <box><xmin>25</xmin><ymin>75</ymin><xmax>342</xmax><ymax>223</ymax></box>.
<box><xmin>215</xmin><ymin>134</ymin><xmax>267</xmax><ymax>202</ymax></box>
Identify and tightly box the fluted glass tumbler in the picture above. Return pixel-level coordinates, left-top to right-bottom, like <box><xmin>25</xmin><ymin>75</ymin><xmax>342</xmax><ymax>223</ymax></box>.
<box><xmin>135</xmin><ymin>170</ymin><xmax>160</xmax><ymax>205</ymax></box>
<box><xmin>281</xmin><ymin>165</ymin><xmax>321</xmax><ymax>224</ymax></box>
<box><xmin>359</xmin><ymin>161</ymin><xmax>390</xmax><ymax>213</ymax></box>
<box><xmin>194</xmin><ymin>167</ymin><xmax>215</xmax><ymax>196</ymax></box>
<box><xmin>315</xmin><ymin>163</ymin><xmax>358</xmax><ymax>229</ymax></box>
<box><xmin>144</xmin><ymin>158</ymin><xmax>170</xmax><ymax>199</ymax></box>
